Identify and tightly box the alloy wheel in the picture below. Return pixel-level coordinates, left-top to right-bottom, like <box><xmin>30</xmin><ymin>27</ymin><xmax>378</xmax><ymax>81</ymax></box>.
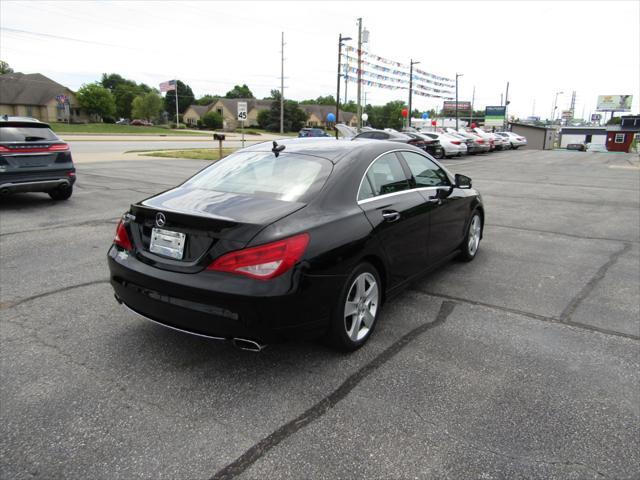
<box><xmin>344</xmin><ymin>272</ymin><xmax>379</xmax><ymax>342</ymax></box>
<box><xmin>468</xmin><ymin>215</ymin><xmax>481</xmax><ymax>256</ymax></box>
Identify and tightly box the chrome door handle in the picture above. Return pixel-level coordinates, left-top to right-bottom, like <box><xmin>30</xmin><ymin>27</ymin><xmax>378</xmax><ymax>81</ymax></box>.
<box><xmin>427</xmin><ymin>196</ymin><xmax>442</xmax><ymax>205</ymax></box>
<box><xmin>382</xmin><ymin>210</ymin><xmax>401</xmax><ymax>222</ymax></box>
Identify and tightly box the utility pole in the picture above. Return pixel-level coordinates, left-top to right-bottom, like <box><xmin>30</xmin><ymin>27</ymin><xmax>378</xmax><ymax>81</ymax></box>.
<box><xmin>280</xmin><ymin>32</ymin><xmax>285</xmax><ymax>134</ymax></box>
<box><xmin>336</xmin><ymin>34</ymin><xmax>351</xmax><ymax>139</ymax></box>
<box><xmin>500</xmin><ymin>93</ymin><xmax>503</xmax><ymax>106</ymax></box>
<box><xmin>469</xmin><ymin>85</ymin><xmax>475</xmax><ymax>126</ymax></box>
<box><xmin>175</xmin><ymin>79</ymin><xmax>179</xmax><ymax>128</ymax></box>
<box><xmin>532</xmin><ymin>99</ymin><xmax>536</xmax><ymax>117</ymax></box>
<box><xmin>408</xmin><ymin>59</ymin><xmax>420</xmax><ymax>129</ymax></box>
<box><xmin>455</xmin><ymin>73</ymin><xmax>463</xmax><ymax>131</ymax></box>
<box><xmin>504</xmin><ymin>81</ymin><xmax>510</xmax><ymax>130</ymax></box>
<box><xmin>356</xmin><ymin>18</ymin><xmax>363</xmax><ymax>130</ymax></box>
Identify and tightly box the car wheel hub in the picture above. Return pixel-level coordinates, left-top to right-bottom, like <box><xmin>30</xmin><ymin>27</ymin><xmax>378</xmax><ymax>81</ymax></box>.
<box><xmin>344</xmin><ymin>272</ymin><xmax>378</xmax><ymax>342</ymax></box>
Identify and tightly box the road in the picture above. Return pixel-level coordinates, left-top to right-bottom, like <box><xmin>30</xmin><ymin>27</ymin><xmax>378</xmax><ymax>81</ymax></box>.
<box><xmin>1</xmin><ymin>149</ymin><xmax>639</xmax><ymax>479</ymax></box>
<box><xmin>62</xmin><ymin>134</ymin><xmax>289</xmax><ymax>163</ymax></box>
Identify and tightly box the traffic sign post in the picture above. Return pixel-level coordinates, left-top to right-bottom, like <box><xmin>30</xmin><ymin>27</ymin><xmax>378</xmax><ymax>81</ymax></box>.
<box><xmin>237</xmin><ymin>102</ymin><xmax>248</xmax><ymax>148</ymax></box>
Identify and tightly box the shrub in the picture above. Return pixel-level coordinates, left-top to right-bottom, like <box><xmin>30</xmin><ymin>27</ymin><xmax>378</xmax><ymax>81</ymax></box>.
<box><xmin>102</xmin><ymin>116</ymin><xmax>116</xmax><ymax>124</ymax></box>
<box><xmin>202</xmin><ymin>111</ymin><xmax>223</xmax><ymax>130</ymax></box>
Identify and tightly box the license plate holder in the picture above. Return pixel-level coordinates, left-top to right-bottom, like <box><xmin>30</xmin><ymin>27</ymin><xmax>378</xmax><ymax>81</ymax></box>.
<box><xmin>149</xmin><ymin>228</ymin><xmax>186</xmax><ymax>260</ymax></box>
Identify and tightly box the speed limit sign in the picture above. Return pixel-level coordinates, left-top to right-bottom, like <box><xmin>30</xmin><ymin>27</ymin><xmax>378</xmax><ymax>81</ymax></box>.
<box><xmin>237</xmin><ymin>102</ymin><xmax>248</xmax><ymax>122</ymax></box>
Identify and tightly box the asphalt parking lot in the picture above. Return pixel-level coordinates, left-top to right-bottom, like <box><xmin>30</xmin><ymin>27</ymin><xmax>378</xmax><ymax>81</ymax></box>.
<box><xmin>1</xmin><ymin>149</ymin><xmax>639</xmax><ymax>479</ymax></box>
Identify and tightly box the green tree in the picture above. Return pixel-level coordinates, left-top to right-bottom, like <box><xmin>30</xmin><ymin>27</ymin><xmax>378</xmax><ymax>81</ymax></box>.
<box><xmin>341</xmin><ymin>100</ymin><xmax>357</xmax><ymax>113</ymax></box>
<box><xmin>131</xmin><ymin>92</ymin><xmax>163</xmax><ymax>121</ymax></box>
<box><xmin>76</xmin><ymin>83</ymin><xmax>116</xmax><ymax>121</ymax></box>
<box><xmin>301</xmin><ymin>95</ymin><xmax>336</xmax><ymax>105</ymax></box>
<box><xmin>365</xmin><ymin>100</ymin><xmax>407</xmax><ymax>130</ymax></box>
<box><xmin>164</xmin><ymin>80</ymin><xmax>195</xmax><ymax>116</ymax></box>
<box><xmin>225</xmin><ymin>84</ymin><xmax>254</xmax><ymax>99</ymax></box>
<box><xmin>202</xmin><ymin>111</ymin><xmax>223</xmax><ymax>129</ymax></box>
<box><xmin>0</xmin><ymin>60</ymin><xmax>14</xmax><ymax>74</ymax></box>
<box><xmin>257</xmin><ymin>90</ymin><xmax>308</xmax><ymax>132</ymax></box>
<box><xmin>101</xmin><ymin>73</ymin><xmax>152</xmax><ymax>118</ymax></box>
<box><xmin>606</xmin><ymin>116</ymin><xmax>622</xmax><ymax>125</ymax></box>
<box><xmin>195</xmin><ymin>94</ymin><xmax>219</xmax><ymax>106</ymax></box>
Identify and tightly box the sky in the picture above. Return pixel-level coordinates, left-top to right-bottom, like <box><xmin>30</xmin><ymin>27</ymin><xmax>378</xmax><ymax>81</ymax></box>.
<box><xmin>1</xmin><ymin>0</ymin><xmax>639</xmax><ymax>120</ymax></box>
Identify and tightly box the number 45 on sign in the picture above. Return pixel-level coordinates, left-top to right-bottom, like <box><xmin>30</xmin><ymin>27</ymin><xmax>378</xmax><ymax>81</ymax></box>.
<box><xmin>237</xmin><ymin>102</ymin><xmax>247</xmax><ymax>148</ymax></box>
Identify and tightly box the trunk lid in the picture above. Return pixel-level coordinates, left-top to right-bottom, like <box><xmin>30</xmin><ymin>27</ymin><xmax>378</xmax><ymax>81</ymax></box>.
<box><xmin>128</xmin><ymin>187</ymin><xmax>306</xmax><ymax>272</ymax></box>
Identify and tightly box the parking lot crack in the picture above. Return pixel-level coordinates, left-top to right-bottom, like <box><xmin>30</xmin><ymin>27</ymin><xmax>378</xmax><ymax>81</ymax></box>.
<box><xmin>0</xmin><ymin>279</ymin><xmax>110</xmax><ymax>310</ymax></box>
<box><xmin>210</xmin><ymin>301</ymin><xmax>456</xmax><ymax>480</ymax></box>
<box><xmin>487</xmin><ymin>223</ymin><xmax>639</xmax><ymax>244</ymax></box>
<box><xmin>410</xmin><ymin>289</ymin><xmax>639</xmax><ymax>341</ymax></box>
<box><xmin>560</xmin><ymin>243</ymin><xmax>633</xmax><ymax>322</ymax></box>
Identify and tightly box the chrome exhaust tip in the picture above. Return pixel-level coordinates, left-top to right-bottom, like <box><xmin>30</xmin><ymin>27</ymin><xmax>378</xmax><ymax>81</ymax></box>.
<box><xmin>232</xmin><ymin>338</ymin><xmax>265</xmax><ymax>352</ymax></box>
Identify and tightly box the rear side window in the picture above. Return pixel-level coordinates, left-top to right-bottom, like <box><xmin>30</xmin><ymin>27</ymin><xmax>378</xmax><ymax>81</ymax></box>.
<box><xmin>400</xmin><ymin>151</ymin><xmax>450</xmax><ymax>188</ymax></box>
<box><xmin>361</xmin><ymin>152</ymin><xmax>410</xmax><ymax>198</ymax></box>
<box><xmin>0</xmin><ymin>125</ymin><xmax>59</xmax><ymax>142</ymax></box>
<box><xmin>183</xmin><ymin>151</ymin><xmax>332</xmax><ymax>203</ymax></box>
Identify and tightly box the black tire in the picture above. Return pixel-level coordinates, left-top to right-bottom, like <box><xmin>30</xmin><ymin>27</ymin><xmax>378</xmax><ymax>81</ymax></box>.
<box><xmin>326</xmin><ymin>262</ymin><xmax>382</xmax><ymax>352</ymax></box>
<box><xmin>49</xmin><ymin>185</ymin><xmax>73</xmax><ymax>201</ymax></box>
<box><xmin>458</xmin><ymin>211</ymin><xmax>482</xmax><ymax>262</ymax></box>
<box><xmin>512</xmin><ymin>145</ymin><xmax>519</xmax><ymax>150</ymax></box>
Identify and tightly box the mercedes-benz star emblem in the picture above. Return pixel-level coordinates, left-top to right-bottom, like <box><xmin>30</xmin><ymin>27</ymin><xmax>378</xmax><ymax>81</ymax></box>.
<box><xmin>155</xmin><ymin>212</ymin><xmax>166</xmax><ymax>227</ymax></box>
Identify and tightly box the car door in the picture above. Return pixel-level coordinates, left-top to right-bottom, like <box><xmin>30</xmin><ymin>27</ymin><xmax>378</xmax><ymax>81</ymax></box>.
<box><xmin>357</xmin><ymin>152</ymin><xmax>430</xmax><ymax>287</ymax></box>
<box><xmin>398</xmin><ymin>151</ymin><xmax>470</xmax><ymax>264</ymax></box>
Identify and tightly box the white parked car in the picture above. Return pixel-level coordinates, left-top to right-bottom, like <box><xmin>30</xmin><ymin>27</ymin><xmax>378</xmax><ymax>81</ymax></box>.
<box><xmin>586</xmin><ymin>143</ymin><xmax>607</xmax><ymax>153</ymax></box>
<box><xmin>490</xmin><ymin>132</ymin><xmax>511</xmax><ymax>150</ymax></box>
<box><xmin>419</xmin><ymin>131</ymin><xmax>468</xmax><ymax>157</ymax></box>
<box><xmin>496</xmin><ymin>131</ymin><xmax>527</xmax><ymax>149</ymax></box>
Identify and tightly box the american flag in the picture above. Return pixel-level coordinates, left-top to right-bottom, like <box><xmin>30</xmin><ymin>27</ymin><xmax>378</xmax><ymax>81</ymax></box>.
<box><xmin>159</xmin><ymin>80</ymin><xmax>176</xmax><ymax>92</ymax></box>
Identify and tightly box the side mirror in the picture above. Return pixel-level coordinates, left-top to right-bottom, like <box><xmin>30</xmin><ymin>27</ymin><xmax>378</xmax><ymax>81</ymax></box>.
<box><xmin>455</xmin><ymin>173</ymin><xmax>472</xmax><ymax>189</ymax></box>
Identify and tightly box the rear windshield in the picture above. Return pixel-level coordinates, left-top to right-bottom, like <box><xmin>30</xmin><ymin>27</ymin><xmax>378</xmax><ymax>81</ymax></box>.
<box><xmin>183</xmin><ymin>151</ymin><xmax>332</xmax><ymax>202</ymax></box>
<box><xmin>0</xmin><ymin>125</ymin><xmax>59</xmax><ymax>142</ymax></box>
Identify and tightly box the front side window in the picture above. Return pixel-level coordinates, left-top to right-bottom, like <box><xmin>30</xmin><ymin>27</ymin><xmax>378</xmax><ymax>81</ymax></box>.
<box><xmin>400</xmin><ymin>151</ymin><xmax>450</xmax><ymax>188</ymax></box>
<box><xmin>614</xmin><ymin>133</ymin><xmax>625</xmax><ymax>143</ymax></box>
<box><xmin>360</xmin><ymin>152</ymin><xmax>410</xmax><ymax>199</ymax></box>
<box><xmin>184</xmin><ymin>151</ymin><xmax>332</xmax><ymax>202</ymax></box>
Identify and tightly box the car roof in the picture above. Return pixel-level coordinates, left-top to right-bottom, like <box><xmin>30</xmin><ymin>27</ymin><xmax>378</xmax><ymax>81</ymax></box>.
<box><xmin>241</xmin><ymin>137</ymin><xmax>423</xmax><ymax>164</ymax></box>
<box><xmin>0</xmin><ymin>115</ymin><xmax>49</xmax><ymax>126</ymax></box>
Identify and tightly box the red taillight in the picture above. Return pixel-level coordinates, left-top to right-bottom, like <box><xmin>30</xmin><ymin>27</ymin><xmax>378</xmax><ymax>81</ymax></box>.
<box><xmin>114</xmin><ymin>219</ymin><xmax>133</xmax><ymax>251</ymax></box>
<box><xmin>476</xmin><ymin>140</ymin><xmax>485</xmax><ymax>144</ymax></box>
<box><xmin>207</xmin><ymin>233</ymin><xmax>310</xmax><ymax>280</ymax></box>
<box><xmin>49</xmin><ymin>143</ymin><xmax>70</xmax><ymax>151</ymax></box>
<box><xmin>450</xmin><ymin>141</ymin><xmax>461</xmax><ymax>145</ymax></box>
<box><xmin>0</xmin><ymin>143</ymin><xmax>69</xmax><ymax>153</ymax></box>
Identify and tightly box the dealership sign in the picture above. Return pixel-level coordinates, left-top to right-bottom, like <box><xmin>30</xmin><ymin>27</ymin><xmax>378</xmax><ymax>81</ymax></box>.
<box><xmin>442</xmin><ymin>101</ymin><xmax>471</xmax><ymax>114</ymax></box>
<box><xmin>596</xmin><ymin>95</ymin><xmax>632</xmax><ymax>112</ymax></box>
<box><xmin>484</xmin><ymin>106</ymin><xmax>506</xmax><ymax>126</ymax></box>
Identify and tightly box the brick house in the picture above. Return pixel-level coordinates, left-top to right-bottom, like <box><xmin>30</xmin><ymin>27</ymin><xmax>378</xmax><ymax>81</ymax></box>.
<box><xmin>0</xmin><ymin>72</ymin><xmax>88</xmax><ymax>123</ymax></box>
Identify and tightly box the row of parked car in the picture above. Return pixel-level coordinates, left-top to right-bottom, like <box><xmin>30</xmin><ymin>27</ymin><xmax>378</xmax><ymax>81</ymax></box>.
<box><xmin>331</xmin><ymin>124</ymin><xmax>527</xmax><ymax>158</ymax></box>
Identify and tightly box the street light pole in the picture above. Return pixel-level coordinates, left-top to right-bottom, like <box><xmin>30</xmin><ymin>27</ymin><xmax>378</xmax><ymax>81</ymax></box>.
<box><xmin>408</xmin><ymin>59</ymin><xmax>420</xmax><ymax>130</ymax></box>
<box><xmin>551</xmin><ymin>91</ymin><xmax>563</xmax><ymax>124</ymax></box>
<box><xmin>336</xmin><ymin>34</ymin><xmax>351</xmax><ymax>139</ymax></box>
<box><xmin>455</xmin><ymin>73</ymin><xmax>463</xmax><ymax>131</ymax></box>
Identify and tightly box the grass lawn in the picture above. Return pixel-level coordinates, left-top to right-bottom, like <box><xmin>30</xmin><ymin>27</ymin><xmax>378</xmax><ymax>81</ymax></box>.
<box><xmin>234</xmin><ymin>128</ymin><xmax>298</xmax><ymax>137</ymax></box>
<box><xmin>49</xmin><ymin>122</ymin><xmax>209</xmax><ymax>136</ymax></box>
<box><xmin>138</xmin><ymin>148</ymin><xmax>236</xmax><ymax>161</ymax></box>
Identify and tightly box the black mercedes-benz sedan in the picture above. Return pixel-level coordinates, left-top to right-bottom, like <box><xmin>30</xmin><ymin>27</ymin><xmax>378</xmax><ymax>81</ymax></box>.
<box><xmin>108</xmin><ymin>138</ymin><xmax>484</xmax><ymax>351</ymax></box>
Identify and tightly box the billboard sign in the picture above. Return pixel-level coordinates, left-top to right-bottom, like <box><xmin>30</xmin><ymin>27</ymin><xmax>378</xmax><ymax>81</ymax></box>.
<box><xmin>561</xmin><ymin>110</ymin><xmax>573</xmax><ymax>120</ymax></box>
<box><xmin>485</xmin><ymin>106</ymin><xmax>506</xmax><ymax>126</ymax></box>
<box><xmin>596</xmin><ymin>95</ymin><xmax>632</xmax><ymax>112</ymax></box>
<box><xmin>442</xmin><ymin>101</ymin><xmax>471</xmax><ymax>114</ymax></box>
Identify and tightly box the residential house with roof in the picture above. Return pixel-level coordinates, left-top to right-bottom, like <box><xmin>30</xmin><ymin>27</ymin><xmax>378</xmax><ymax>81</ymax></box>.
<box><xmin>299</xmin><ymin>104</ymin><xmax>357</xmax><ymax>128</ymax></box>
<box><xmin>0</xmin><ymin>72</ymin><xmax>88</xmax><ymax>123</ymax></box>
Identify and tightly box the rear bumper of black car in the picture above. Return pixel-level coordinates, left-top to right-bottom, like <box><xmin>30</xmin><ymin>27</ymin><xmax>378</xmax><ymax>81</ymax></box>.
<box><xmin>0</xmin><ymin>169</ymin><xmax>75</xmax><ymax>194</ymax></box>
<box><xmin>108</xmin><ymin>246</ymin><xmax>345</xmax><ymax>344</ymax></box>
